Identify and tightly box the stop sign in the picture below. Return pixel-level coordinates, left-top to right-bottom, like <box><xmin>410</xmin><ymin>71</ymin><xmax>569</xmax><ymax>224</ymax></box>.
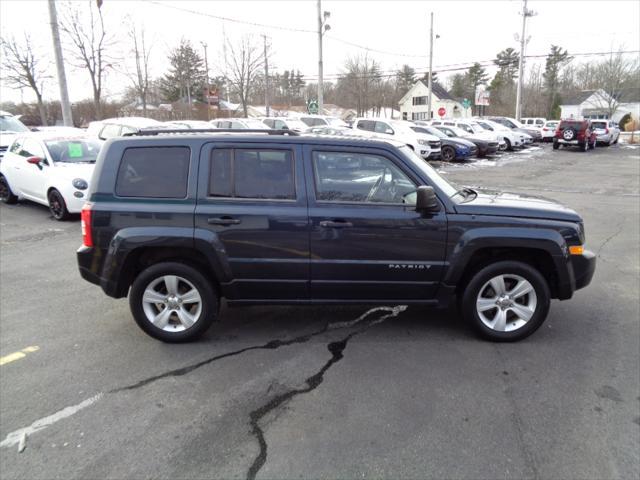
<box><xmin>438</xmin><ymin>107</ymin><xmax>446</xmax><ymax>118</ymax></box>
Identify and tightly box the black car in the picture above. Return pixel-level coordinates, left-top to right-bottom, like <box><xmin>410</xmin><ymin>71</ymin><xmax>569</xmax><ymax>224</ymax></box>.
<box><xmin>432</xmin><ymin>125</ymin><xmax>499</xmax><ymax>157</ymax></box>
<box><xmin>76</xmin><ymin>128</ymin><xmax>595</xmax><ymax>343</ymax></box>
<box><xmin>410</xmin><ymin>126</ymin><xmax>477</xmax><ymax>161</ymax></box>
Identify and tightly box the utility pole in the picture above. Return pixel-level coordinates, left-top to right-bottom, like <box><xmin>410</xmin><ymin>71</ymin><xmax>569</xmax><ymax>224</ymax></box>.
<box><xmin>48</xmin><ymin>0</ymin><xmax>73</xmax><ymax>126</ymax></box>
<box><xmin>427</xmin><ymin>12</ymin><xmax>434</xmax><ymax>120</ymax></box>
<box><xmin>263</xmin><ymin>34</ymin><xmax>270</xmax><ymax>117</ymax></box>
<box><xmin>317</xmin><ymin>1</ymin><xmax>330</xmax><ymax>115</ymax></box>
<box><xmin>201</xmin><ymin>42</ymin><xmax>210</xmax><ymax>120</ymax></box>
<box><xmin>515</xmin><ymin>0</ymin><xmax>535</xmax><ymax>120</ymax></box>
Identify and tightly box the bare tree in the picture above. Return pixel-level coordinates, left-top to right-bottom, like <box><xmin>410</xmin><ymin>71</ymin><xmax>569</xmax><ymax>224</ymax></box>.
<box><xmin>589</xmin><ymin>50</ymin><xmax>638</xmax><ymax>118</ymax></box>
<box><xmin>60</xmin><ymin>0</ymin><xmax>114</xmax><ymax>119</ymax></box>
<box><xmin>226</xmin><ymin>36</ymin><xmax>265</xmax><ymax>117</ymax></box>
<box><xmin>0</xmin><ymin>35</ymin><xmax>49</xmax><ymax>125</ymax></box>
<box><xmin>125</xmin><ymin>22</ymin><xmax>152</xmax><ymax>116</ymax></box>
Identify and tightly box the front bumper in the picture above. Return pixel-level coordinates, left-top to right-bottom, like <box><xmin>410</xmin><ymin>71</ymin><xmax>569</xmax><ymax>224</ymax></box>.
<box><xmin>557</xmin><ymin>249</ymin><xmax>596</xmax><ymax>299</ymax></box>
<box><xmin>428</xmin><ymin>148</ymin><xmax>442</xmax><ymax>159</ymax></box>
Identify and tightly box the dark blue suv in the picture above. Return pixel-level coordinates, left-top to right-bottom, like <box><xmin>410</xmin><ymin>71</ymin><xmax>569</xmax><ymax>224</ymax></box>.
<box><xmin>77</xmin><ymin>130</ymin><xmax>595</xmax><ymax>342</ymax></box>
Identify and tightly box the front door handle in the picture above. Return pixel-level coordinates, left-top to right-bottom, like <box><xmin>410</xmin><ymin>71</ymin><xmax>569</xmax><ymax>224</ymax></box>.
<box><xmin>208</xmin><ymin>216</ymin><xmax>241</xmax><ymax>226</ymax></box>
<box><xmin>319</xmin><ymin>220</ymin><xmax>353</xmax><ymax>228</ymax></box>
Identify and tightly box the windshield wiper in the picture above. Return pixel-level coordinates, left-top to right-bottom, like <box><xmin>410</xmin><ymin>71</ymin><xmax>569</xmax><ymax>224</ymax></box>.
<box><xmin>451</xmin><ymin>187</ymin><xmax>477</xmax><ymax>200</ymax></box>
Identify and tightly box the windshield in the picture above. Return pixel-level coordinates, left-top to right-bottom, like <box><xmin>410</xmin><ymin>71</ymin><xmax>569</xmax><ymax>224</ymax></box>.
<box><xmin>468</xmin><ymin>122</ymin><xmax>486</xmax><ymax>134</ymax></box>
<box><xmin>287</xmin><ymin>120</ymin><xmax>309</xmax><ymax>130</ymax></box>
<box><xmin>45</xmin><ymin>139</ymin><xmax>102</xmax><ymax>163</ymax></box>
<box><xmin>510</xmin><ymin>118</ymin><xmax>524</xmax><ymax>128</ymax></box>
<box><xmin>446</xmin><ymin>126</ymin><xmax>469</xmax><ymax>137</ymax></box>
<box><xmin>0</xmin><ymin>115</ymin><xmax>29</xmax><ymax>133</ymax></box>
<box><xmin>398</xmin><ymin>145</ymin><xmax>457</xmax><ymax>198</ymax></box>
<box><xmin>476</xmin><ymin>121</ymin><xmax>493</xmax><ymax>131</ymax></box>
<box><xmin>413</xmin><ymin>126</ymin><xmax>447</xmax><ymax>139</ymax></box>
<box><xmin>326</xmin><ymin>117</ymin><xmax>348</xmax><ymax>127</ymax></box>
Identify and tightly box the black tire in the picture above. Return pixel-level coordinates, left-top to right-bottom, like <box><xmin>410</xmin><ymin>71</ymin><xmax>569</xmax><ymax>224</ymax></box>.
<box><xmin>0</xmin><ymin>174</ymin><xmax>18</xmax><ymax>204</ymax></box>
<box><xmin>504</xmin><ymin>138</ymin><xmax>513</xmax><ymax>151</ymax></box>
<box><xmin>552</xmin><ymin>140</ymin><xmax>559</xmax><ymax>150</ymax></box>
<box><xmin>613</xmin><ymin>136</ymin><xmax>619</xmax><ymax>144</ymax></box>
<box><xmin>47</xmin><ymin>189</ymin><xmax>71</xmax><ymax>220</ymax></box>
<box><xmin>461</xmin><ymin>260</ymin><xmax>550</xmax><ymax>342</ymax></box>
<box><xmin>441</xmin><ymin>145</ymin><xmax>456</xmax><ymax>162</ymax></box>
<box><xmin>129</xmin><ymin>262</ymin><xmax>218</xmax><ymax>342</ymax></box>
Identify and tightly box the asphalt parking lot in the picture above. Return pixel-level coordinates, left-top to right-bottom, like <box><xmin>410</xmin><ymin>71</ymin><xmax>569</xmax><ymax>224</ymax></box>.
<box><xmin>1</xmin><ymin>143</ymin><xmax>639</xmax><ymax>480</ymax></box>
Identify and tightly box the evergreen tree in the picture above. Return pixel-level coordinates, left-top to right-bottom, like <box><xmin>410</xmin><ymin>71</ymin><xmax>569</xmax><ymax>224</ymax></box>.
<box><xmin>543</xmin><ymin>45</ymin><xmax>573</xmax><ymax>118</ymax></box>
<box><xmin>396</xmin><ymin>64</ymin><xmax>416</xmax><ymax>94</ymax></box>
<box><xmin>160</xmin><ymin>39</ymin><xmax>207</xmax><ymax>105</ymax></box>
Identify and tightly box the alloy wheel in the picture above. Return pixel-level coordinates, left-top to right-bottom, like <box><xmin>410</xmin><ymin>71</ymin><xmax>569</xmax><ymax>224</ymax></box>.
<box><xmin>141</xmin><ymin>275</ymin><xmax>203</xmax><ymax>332</ymax></box>
<box><xmin>476</xmin><ymin>274</ymin><xmax>537</xmax><ymax>332</ymax></box>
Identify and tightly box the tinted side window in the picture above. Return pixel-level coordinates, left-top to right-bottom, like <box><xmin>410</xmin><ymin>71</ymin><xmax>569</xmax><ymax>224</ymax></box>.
<box><xmin>263</xmin><ymin>119</ymin><xmax>274</xmax><ymax>128</ymax></box>
<box><xmin>209</xmin><ymin>149</ymin><xmax>295</xmax><ymax>200</ymax></box>
<box><xmin>116</xmin><ymin>147</ymin><xmax>190</xmax><ymax>198</ymax></box>
<box><xmin>357</xmin><ymin>120</ymin><xmax>374</xmax><ymax>131</ymax></box>
<box><xmin>312</xmin><ymin>151</ymin><xmax>415</xmax><ymax>204</ymax></box>
<box><xmin>375</xmin><ymin>122</ymin><xmax>393</xmax><ymax>134</ymax></box>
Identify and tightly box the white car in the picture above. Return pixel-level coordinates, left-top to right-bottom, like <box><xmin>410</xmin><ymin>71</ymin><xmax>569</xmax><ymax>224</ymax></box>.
<box><xmin>352</xmin><ymin>118</ymin><xmax>441</xmax><ymax>159</ymax></box>
<box><xmin>297</xmin><ymin>115</ymin><xmax>349</xmax><ymax>128</ymax></box>
<box><xmin>163</xmin><ymin>120</ymin><xmax>214</xmax><ymax>130</ymax></box>
<box><xmin>540</xmin><ymin>121</ymin><xmax>559</xmax><ymax>142</ymax></box>
<box><xmin>430</xmin><ymin>119</ymin><xmax>507</xmax><ymax>149</ymax></box>
<box><xmin>261</xmin><ymin>117</ymin><xmax>309</xmax><ymax>132</ymax></box>
<box><xmin>473</xmin><ymin>118</ymin><xmax>525</xmax><ymax>150</ymax></box>
<box><xmin>210</xmin><ymin>118</ymin><xmax>269</xmax><ymax>130</ymax></box>
<box><xmin>0</xmin><ymin>133</ymin><xmax>101</xmax><ymax>219</ymax></box>
<box><xmin>590</xmin><ymin>119</ymin><xmax>620</xmax><ymax>146</ymax></box>
<box><xmin>88</xmin><ymin>117</ymin><xmax>164</xmax><ymax>140</ymax></box>
<box><xmin>0</xmin><ymin>111</ymin><xmax>31</xmax><ymax>161</ymax></box>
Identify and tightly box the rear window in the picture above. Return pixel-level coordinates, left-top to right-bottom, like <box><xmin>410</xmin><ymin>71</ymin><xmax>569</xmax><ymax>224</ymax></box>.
<box><xmin>560</xmin><ymin>121</ymin><xmax>585</xmax><ymax>130</ymax></box>
<box><xmin>591</xmin><ymin>121</ymin><xmax>607</xmax><ymax>129</ymax></box>
<box><xmin>115</xmin><ymin>146</ymin><xmax>190</xmax><ymax>198</ymax></box>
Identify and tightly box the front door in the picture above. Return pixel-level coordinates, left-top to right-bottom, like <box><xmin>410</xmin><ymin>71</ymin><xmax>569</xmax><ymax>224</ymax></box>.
<box><xmin>18</xmin><ymin>138</ymin><xmax>49</xmax><ymax>202</ymax></box>
<box><xmin>195</xmin><ymin>142</ymin><xmax>309</xmax><ymax>301</ymax></box>
<box><xmin>304</xmin><ymin>146</ymin><xmax>448</xmax><ymax>301</ymax></box>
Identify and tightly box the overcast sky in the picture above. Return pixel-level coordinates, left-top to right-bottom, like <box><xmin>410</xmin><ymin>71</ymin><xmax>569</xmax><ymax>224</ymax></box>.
<box><xmin>0</xmin><ymin>0</ymin><xmax>638</xmax><ymax>104</ymax></box>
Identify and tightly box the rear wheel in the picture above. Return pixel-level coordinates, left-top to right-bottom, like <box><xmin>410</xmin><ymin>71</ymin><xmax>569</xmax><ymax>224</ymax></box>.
<box><xmin>461</xmin><ymin>261</ymin><xmax>550</xmax><ymax>342</ymax></box>
<box><xmin>0</xmin><ymin>174</ymin><xmax>18</xmax><ymax>204</ymax></box>
<box><xmin>552</xmin><ymin>140</ymin><xmax>559</xmax><ymax>150</ymax></box>
<box><xmin>441</xmin><ymin>145</ymin><xmax>456</xmax><ymax>162</ymax></box>
<box><xmin>47</xmin><ymin>189</ymin><xmax>71</xmax><ymax>220</ymax></box>
<box><xmin>129</xmin><ymin>262</ymin><xmax>218</xmax><ymax>342</ymax></box>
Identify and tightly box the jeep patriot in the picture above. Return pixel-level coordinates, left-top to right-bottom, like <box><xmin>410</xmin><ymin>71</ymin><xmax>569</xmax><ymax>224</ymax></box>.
<box><xmin>77</xmin><ymin>130</ymin><xmax>596</xmax><ymax>342</ymax></box>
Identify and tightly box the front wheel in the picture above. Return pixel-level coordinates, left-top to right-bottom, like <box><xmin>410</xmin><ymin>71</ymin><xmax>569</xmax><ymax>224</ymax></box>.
<box><xmin>129</xmin><ymin>262</ymin><xmax>218</xmax><ymax>342</ymax></box>
<box><xmin>0</xmin><ymin>174</ymin><xmax>18</xmax><ymax>204</ymax></box>
<box><xmin>441</xmin><ymin>145</ymin><xmax>456</xmax><ymax>162</ymax></box>
<box><xmin>504</xmin><ymin>138</ymin><xmax>513</xmax><ymax>151</ymax></box>
<box><xmin>48</xmin><ymin>189</ymin><xmax>71</xmax><ymax>220</ymax></box>
<box><xmin>461</xmin><ymin>261</ymin><xmax>550</xmax><ymax>342</ymax></box>
<box><xmin>552</xmin><ymin>140</ymin><xmax>559</xmax><ymax>150</ymax></box>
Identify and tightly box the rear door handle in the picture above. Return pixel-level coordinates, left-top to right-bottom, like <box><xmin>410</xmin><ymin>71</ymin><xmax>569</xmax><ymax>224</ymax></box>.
<box><xmin>207</xmin><ymin>217</ymin><xmax>241</xmax><ymax>226</ymax></box>
<box><xmin>319</xmin><ymin>220</ymin><xmax>353</xmax><ymax>228</ymax></box>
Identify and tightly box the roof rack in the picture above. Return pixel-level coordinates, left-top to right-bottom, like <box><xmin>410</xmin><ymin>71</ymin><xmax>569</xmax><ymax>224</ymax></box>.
<box><xmin>123</xmin><ymin>128</ymin><xmax>300</xmax><ymax>137</ymax></box>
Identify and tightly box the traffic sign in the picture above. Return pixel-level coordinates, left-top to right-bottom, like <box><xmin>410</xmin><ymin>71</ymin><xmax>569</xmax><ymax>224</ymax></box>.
<box><xmin>307</xmin><ymin>100</ymin><xmax>319</xmax><ymax>115</ymax></box>
<box><xmin>438</xmin><ymin>107</ymin><xmax>446</xmax><ymax>118</ymax></box>
<box><xmin>462</xmin><ymin>98</ymin><xmax>471</xmax><ymax>109</ymax></box>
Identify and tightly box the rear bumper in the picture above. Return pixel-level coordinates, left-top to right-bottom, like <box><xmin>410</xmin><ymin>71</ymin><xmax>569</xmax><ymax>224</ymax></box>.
<box><xmin>77</xmin><ymin>245</ymin><xmax>123</xmax><ymax>298</ymax></box>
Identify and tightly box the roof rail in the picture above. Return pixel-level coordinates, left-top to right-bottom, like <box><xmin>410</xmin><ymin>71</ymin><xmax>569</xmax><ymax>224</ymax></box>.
<box><xmin>123</xmin><ymin>128</ymin><xmax>300</xmax><ymax>137</ymax></box>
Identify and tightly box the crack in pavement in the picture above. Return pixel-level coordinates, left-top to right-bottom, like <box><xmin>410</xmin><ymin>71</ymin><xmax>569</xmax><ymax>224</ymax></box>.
<box><xmin>245</xmin><ymin>305</ymin><xmax>407</xmax><ymax>480</ymax></box>
<box><xmin>596</xmin><ymin>224</ymin><xmax>624</xmax><ymax>258</ymax></box>
<box><xmin>0</xmin><ymin>306</ymin><xmax>406</xmax><ymax>450</ymax></box>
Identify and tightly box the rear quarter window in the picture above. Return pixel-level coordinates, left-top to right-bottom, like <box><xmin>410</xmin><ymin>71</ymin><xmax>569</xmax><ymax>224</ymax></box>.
<box><xmin>115</xmin><ymin>146</ymin><xmax>190</xmax><ymax>198</ymax></box>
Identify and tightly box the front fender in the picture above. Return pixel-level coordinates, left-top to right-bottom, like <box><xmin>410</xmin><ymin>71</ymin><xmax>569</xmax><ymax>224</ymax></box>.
<box><xmin>443</xmin><ymin>226</ymin><xmax>571</xmax><ymax>287</ymax></box>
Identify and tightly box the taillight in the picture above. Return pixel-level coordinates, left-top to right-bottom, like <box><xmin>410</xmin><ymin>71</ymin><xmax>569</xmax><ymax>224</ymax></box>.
<box><xmin>605</xmin><ymin>128</ymin><xmax>609</xmax><ymax>134</ymax></box>
<box><xmin>81</xmin><ymin>203</ymin><xmax>93</xmax><ymax>247</ymax></box>
<box><xmin>543</xmin><ymin>128</ymin><xmax>549</xmax><ymax>131</ymax></box>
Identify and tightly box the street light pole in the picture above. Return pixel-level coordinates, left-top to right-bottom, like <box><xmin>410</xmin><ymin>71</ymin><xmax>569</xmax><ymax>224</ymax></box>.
<box><xmin>201</xmin><ymin>41</ymin><xmax>210</xmax><ymax>120</ymax></box>
<box><xmin>515</xmin><ymin>0</ymin><xmax>535</xmax><ymax>120</ymax></box>
<box><xmin>48</xmin><ymin>0</ymin><xmax>73</xmax><ymax>126</ymax></box>
<box><xmin>427</xmin><ymin>12</ymin><xmax>434</xmax><ymax>120</ymax></box>
<box><xmin>317</xmin><ymin>1</ymin><xmax>330</xmax><ymax>115</ymax></box>
<box><xmin>263</xmin><ymin>34</ymin><xmax>270</xmax><ymax>117</ymax></box>
<box><xmin>317</xmin><ymin>0</ymin><xmax>323</xmax><ymax>114</ymax></box>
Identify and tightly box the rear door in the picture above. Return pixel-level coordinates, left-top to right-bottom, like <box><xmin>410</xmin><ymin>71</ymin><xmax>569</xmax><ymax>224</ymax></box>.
<box><xmin>194</xmin><ymin>142</ymin><xmax>309</xmax><ymax>302</ymax></box>
<box><xmin>304</xmin><ymin>145</ymin><xmax>448</xmax><ymax>301</ymax></box>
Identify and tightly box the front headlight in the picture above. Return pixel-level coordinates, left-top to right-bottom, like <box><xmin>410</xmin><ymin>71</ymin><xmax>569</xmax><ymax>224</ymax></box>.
<box><xmin>72</xmin><ymin>178</ymin><xmax>88</xmax><ymax>190</ymax></box>
<box><xmin>417</xmin><ymin>139</ymin><xmax>427</xmax><ymax>145</ymax></box>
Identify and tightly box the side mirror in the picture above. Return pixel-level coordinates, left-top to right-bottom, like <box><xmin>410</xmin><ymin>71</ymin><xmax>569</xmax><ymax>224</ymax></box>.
<box><xmin>26</xmin><ymin>156</ymin><xmax>43</xmax><ymax>165</ymax></box>
<box><xmin>415</xmin><ymin>186</ymin><xmax>440</xmax><ymax>213</ymax></box>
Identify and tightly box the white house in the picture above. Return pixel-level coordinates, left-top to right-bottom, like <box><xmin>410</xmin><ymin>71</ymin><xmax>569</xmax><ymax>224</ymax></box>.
<box><xmin>398</xmin><ymin>81</ymin><xmax>469</xmax><ymax>121</ymax></box>
<box><xmin>560</xmin><ymin>88</ymin><xmax>640</xmax><ymax>123</ymax></box>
